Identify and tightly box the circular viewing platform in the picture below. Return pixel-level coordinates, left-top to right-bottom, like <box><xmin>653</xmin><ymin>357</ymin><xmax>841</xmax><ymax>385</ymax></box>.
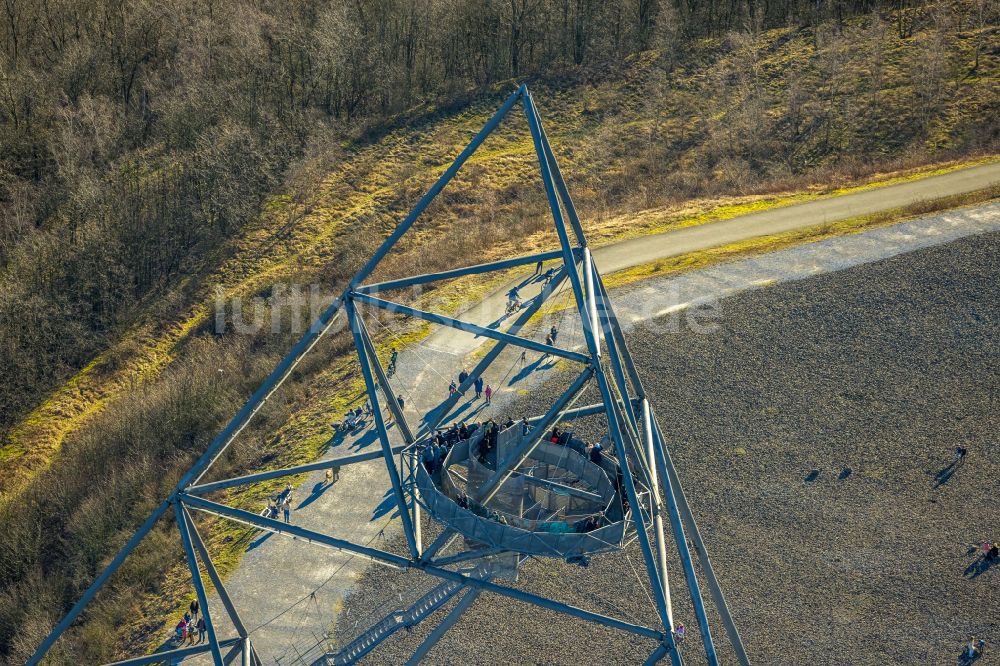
<box><xmin>414</xmin><ymin>424</ymin><xmax>630</xmax><ymax>559</ymax></box>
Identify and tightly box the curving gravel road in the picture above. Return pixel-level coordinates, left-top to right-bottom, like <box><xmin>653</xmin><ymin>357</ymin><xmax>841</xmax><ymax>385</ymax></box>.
<box><xmin>593</xmin><ymin>161</ymin><xmax>1000</xmax><ymax>274</ymax></box>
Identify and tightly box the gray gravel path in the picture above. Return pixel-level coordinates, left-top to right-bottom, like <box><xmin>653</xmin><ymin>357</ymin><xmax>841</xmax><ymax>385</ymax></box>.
<box><xmin>593</xmin><ymin>162</ymin><xmax>1000</xmax><ymax>274</ymax></box>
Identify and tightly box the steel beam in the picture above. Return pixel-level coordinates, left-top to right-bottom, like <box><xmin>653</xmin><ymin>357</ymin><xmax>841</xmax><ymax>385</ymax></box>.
<box><xmin>594</xmin><ymin>270</ymin><xmax>641</xmax><ymax>436</ymax></box>
<box><xmin>589</xmin><ymin>268</ymin><xmax>719</xmax><ymax>663</ymax></box>
<box><xmin>522</xmin><ymin>92</ymin><xmax>589</xmax><ymax>354</ymax></box>
<box><xmin>535</xmin><ymin>99</ymin><xmax>587</xmax><ymax>246</ymax></box>
<box><xmin>419</xmin><ymin>528</ymin><xmax>457</xmax><ymax>563</ymax></box>
<box><xmin>599</xmin><ymin>377</ymin><xmax>672</xmax><ymax>633</ymax></box>
<box><xmin>180</xmin><ymin>494</ymin><xmax>662</xmax><ymax>642</ymax></box>
<box><xmin>593</xmin><ymin>264</ymin><xmax>747</xmax><ymax>665</ymax></box>
<box><xmin>356</xmin><ymin>249</ymin><xmax>563</xmax><ymax>294</ymax></box>
<box><xmin>175</xmin><ymin>503</ymin><xmax>224</xmax><ymax>666</ymax></box>
<box><xmin>593</xmin><ymin>271</ymin><xmax>644</xmax><ymax>398</ymax></box>
<box><xmin>349</xmin><ymin>86</ymin><xmax>524</xmax><ymax>289</ymax></box>
<box><xmin>419</xmin><ymin>266</ymin><xmax>571</xmax><ymax>436</ymax></box>
<box><xmin>179</xmin><ymin>494</ymin><xmax>411</xmax><ymax>568</ymax></box>
<box><xmin>185</xmin><ymin>507</ymin><xmax>251</xmax><ymax>639</ymax></box>
<box><xmin>222</xmin><ymin>641</ymin><xmax>243</xmax><ymax>665</ymax></box>
<box><xmin>357</xmin><ymin>315</ymin><xmax>414</xmax><ymax>443</ymax></box>
<box><xmin>430</xmin><ymin>547</ymin><xmax>507</xmax><ymax>567</ymax></box>
<box><xmin>185</xmin><ymin>447</ymin><xmax>401</xmax><ymax>496</ymax></box>
<box><xmin>643</xmin><ymin>400</ymin><xmax>673</xmax><ymax>629</ymax></box>
<box><xmin>477</xmin><ymin>367</ymin><xmax>594</xmax><ymax>504</ymax></box>
<box><xmin>352</xmin><ymin>292</ymin><xmax>589</xmax><ymax>365</ymax></box>
<box><xmin>420</xmin><ymin>561</ymin><xmax>663</xmax><ymax>641</ymax></box>
<box><xmin>523</xmin><ymin>398</ymin><xmax>642</xmax><ymax>424</ymax></box>
<box><xmin>348</xmin><ymin>299</ymin><xmax>421</xmax><ymax>559</ymax></box>
<box><xmin>647</xmin><ymin>421</ymin><xmax>718</xmax><ymax>664</ymax></box>
<box><xmin>405</xmin><ymin>588</ymin><xmax>482</xmax><ymax>665</ymax></box>
<box><xmin>24</xmin><ymin>498</ymin><xmax>172</xmax><ymax>666</ymax></box>
<box><xmin>103</xmin><ymin>638</ymin><xmax>242</xmax><ymax>666</ymax></box>
<box><xmin>583</xmin><ymin>248</ymin><xmax>601</xmax><ymax>353</ymax></box>
<box><xmin>524</xmin><ymin>89</ymin><xmax>672</xmax><ymax>633</ymax></box>
<box><xmin>514</xmin><ymin>471</ymin><xmax>604</xmax><ymax>503</ymax></box>
<box><xmin>653</xmin><ymin>420</ymin><xmax>749</xmax><ymax>666</ymax></box>
<box><xmin>185</xmin><ymin>297</ymin><xmax>344</xmax><ymax>489</ymax></box>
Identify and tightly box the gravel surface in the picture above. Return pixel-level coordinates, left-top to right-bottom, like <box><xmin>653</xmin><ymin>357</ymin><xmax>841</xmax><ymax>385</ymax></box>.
<box><xmin>336</xmin><ymin>231</ymin><xmax>1000</xmax><ymax>665</ymax></box>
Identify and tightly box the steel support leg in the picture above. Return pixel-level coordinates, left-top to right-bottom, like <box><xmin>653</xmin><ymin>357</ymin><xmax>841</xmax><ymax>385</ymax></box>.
<box><xmin>593</xmin><ymin>266</ymin><xmax>748</xmax><ymax>664</ymax></box>
<box><xmin>357</xmin><ymin>314</ymin><xmax>415</xmax><ymax>444</ymax></box>
<box><xmin>347</xmin><ymin>299</ymin><xmax>420</xmax><ymax>559</ymax></box>
<box><xmin>643</xmin><ymin>400</ymin><xmax>673</xmax><ymax>629</ymax></box>
<box><xmin>478</xmin><ymin>367</ymin><xmax>594</xmax><ymax>504</ymax></box>
<box><xmin>349</xmin><ymin>85</ymin><xmax>525</xmax><ymax>288</ymax></box>
<box><xmin>654</xmin><ymin>419</ymin><xmax>750</xmax><ymax>665</ymax></box>
<box><xmin>598</xmin><ymin>268</ymin><xmax>746</xmax><ymax>663</ymax></box>
<box><xmin>175</xmin><ymin>503</ymin><xmax>224</xmax><ymax>666</ymax></box>
<box><xmin>405</xmin><ymin>587</ymin><xmax>481</xmax><ymax>665</ymax></box>
<box><xmin>184</xmin><ymin>506</ymin><xmax>251</xmax><ymax>639</ymax></box>
<box><xmin>648</xmin><ymin>423</ymin><xmax>718</xmax><ymax>665</ymax></box>
<box><xmin>356</xmin><ymin>313</ymin><xmax>421</xmax><ymax>553</ymax></box>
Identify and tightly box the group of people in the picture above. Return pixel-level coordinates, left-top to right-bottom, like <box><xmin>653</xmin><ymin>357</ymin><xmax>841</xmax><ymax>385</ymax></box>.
<box><xmin>544</xmin><ymin>425</ymin><xmax>608</xmax><ymax>466</ymax></box>
<box><xmin>173</xmin><ymin>600</ymin><xmax>207</xmax><ymax>646</ymax></box>
<box><xmin>264</xmin><ymin>484</ymin><xmax>294</xmax><ymax>524</ymax></box>
<box><xmin>422</xmin><ymin>421</ymin><xmax>479</xmax><ymax>474</ymax></box>
<box><xmin>449</xmin><ymin>368</ymin><xmax>493</xmax><ymax>404</ymax></box>
<box><xmin>965</xmin><ymin>636</ymin><xmax>986</xmax><ymax>661</ymax></box>
<box><xmin>455</xmin><ymin>491</ymin><xmax>510</xmax><ymax>525</ymax></box>
<box><xmin>340</xmin><ymin>405</ymin><xmax>368</xmax><ymax>431</ymax></box>
<box><xmin>477</xmin><ymin>418</ymin><xmax>529</xmax><ymax>463</ymax></box>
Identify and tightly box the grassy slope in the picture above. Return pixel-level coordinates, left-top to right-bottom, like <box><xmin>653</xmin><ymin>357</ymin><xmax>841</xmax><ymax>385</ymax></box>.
<box><xmin>2</xmin><ymin>14</ymin><xmax>998</xmax><ymax>661</ymax></box>
<box><xmin>5</xmin><ymin>19</ymin><xmax>998</xmax><ymax>499</ymax></box>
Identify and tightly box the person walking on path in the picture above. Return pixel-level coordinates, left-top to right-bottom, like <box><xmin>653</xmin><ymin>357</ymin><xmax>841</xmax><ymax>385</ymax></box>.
<box><xmin>534</xmin><ymin>260</ymin><xmax>543</xmax><ymax>275</ymax></box>
<box><xmin>282</xmin><ymin>496</ymin><xmax>292</xmax><ymax>524</ymax></box>
<box><xmin>550</xmin><ymin>325</ymin><xmax>558</xmax><ymax>343</ymax></box>
<box><xmin>474</xmin><ymin>376</ymin><xmax>484</xmax><ymax>399</ymax></box>
<box><xmin>484</xmin><ymin>384</ymin><xmax>493</xmax><ymax>405</ymax></box>
<box><xmin>325</xmin><ymin>467</ymin><xmax>339</xmax><ymax>486</ymax></box>
<box><xmin>458</xmin><ymin>368</ymin><xmax>469</xmax><ymax>391</ymax></box>
<box><xmin>195</xmin><ymin>617</ymin><xmax>207</xmax><ymax>644</ymax></box>
<box><xmin>397</xmin><ymin>394</ymin><xmax>405</xmax><ymax>410</ymax></box>
<box><xmin>449</xmin><ymin>381</ymin><xmax>457</xmax><ymax>396</ymax></box>
<box><xmin>189</xmin><ymin>599</ymin><xmax>199</xmax><ymax>623</ymax></box>
<box><xmin>520</xmin><ymin>350</ymin><xmax>527</xmax><ymax>364</ymax></box>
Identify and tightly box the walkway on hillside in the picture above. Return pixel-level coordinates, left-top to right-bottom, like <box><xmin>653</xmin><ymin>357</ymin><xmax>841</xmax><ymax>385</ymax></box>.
<box><xmin>594</xmin><ymin>161</ymin><xmax>1000</xmax><ymax>274</ymax></box>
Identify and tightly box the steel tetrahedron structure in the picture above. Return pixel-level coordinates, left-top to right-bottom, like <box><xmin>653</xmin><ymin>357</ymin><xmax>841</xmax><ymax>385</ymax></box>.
<box><xmin>27</xmin><ymin>86</ymin><xmax>749</xmax><ymax>666</ymax></box>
